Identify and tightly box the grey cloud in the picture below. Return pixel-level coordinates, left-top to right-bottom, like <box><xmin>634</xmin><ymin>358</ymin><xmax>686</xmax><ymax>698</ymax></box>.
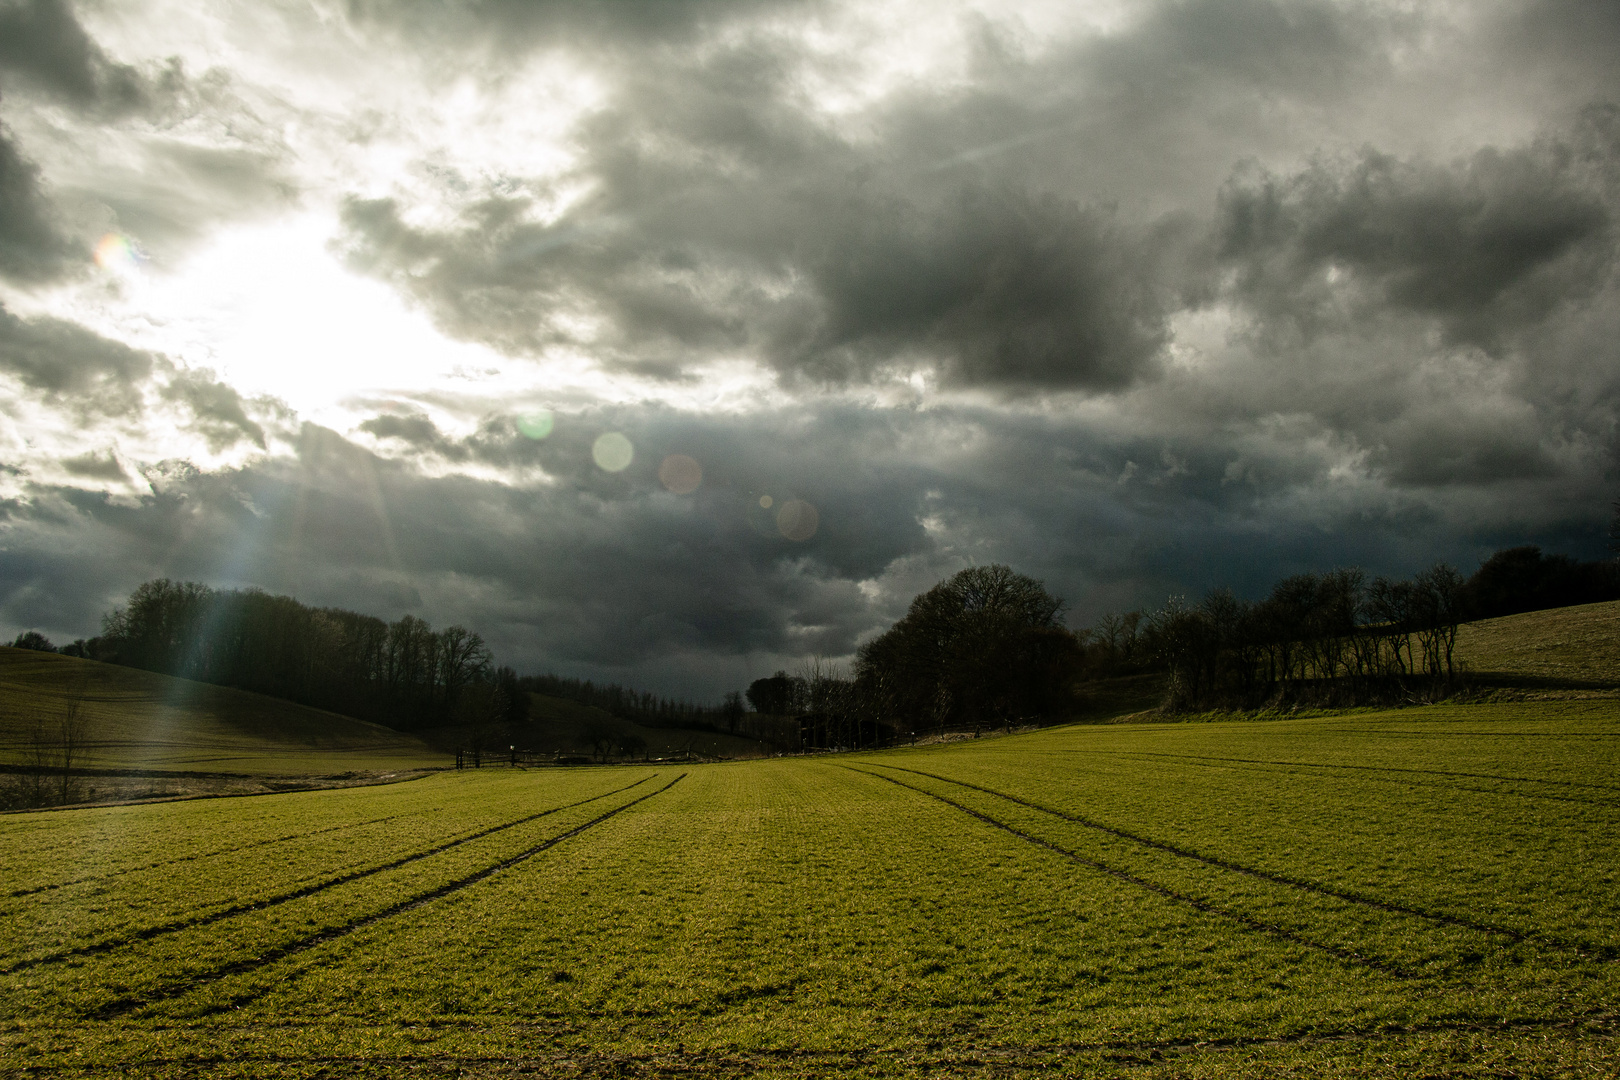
<box><xmin>0</xmin><ymin>0</ymin><xmax>147</xmax><ymax>112</ymax></box>
<box><xmin>0</xmin><ymin>307</ymin><xmax>281</xmax><ymax>450</ymax></box>
<box><xmin>1216</xmin><ymin>117</ymin><xmax>1617</xmax><ymax>349</ymax></box>
<box><xmin>160</xmin><ymin>369</ymin><xmax>270</xmax><ymax>451</ymax></box>
<box><xmin>0</xmin><ymin>124</ymin><xmax>73</xmax><ymax>282</ymax></box>
<box><xmin>60</xmin><ymin>449</ymin><xmax>126</xmax><ymax>481</ymax></box>
<box><xmin>342</xmin><ymin>0</ymin><xmax>816</xmax><ymax>51</ymax></box>
<box><xmin>1376</xmin><ymin>424</ymin><xmax>1558</xmax><ymax>488</ymax></box>
<box><xmin>1086</xmin><ymin>0</ymin><xmax>1393</xmax><ymax>104</ymax></box>
<box><xmin>332</xmin><ymin>0</ymin><xmax>1436</xmax><ymax>394</ymax></box>
<box><xmin>359</xmin><ymin>413</ymin><xmax>445</xmax><ymax>448</ymax></box>
<box><xmin>63</xmin><ymin>101</ymin><xmax>301</xmax><ymax>263</ymax></box>
<box><xmin>0</xmin><ymin>4</ymin><xmax>299</xmax><ymax>264</ymax></box>
<box><xmin>0</xmin><ymin>302</ymin><xmax>152</xmax><ymax>413</ymax></box>
<box><xmin>773</xmin><ymin>186</ymin><xmax>1171</xmax><ymax>390</ymax></box>
<box><xmin>1497</xmin><ymin>0</ymin><xmax>1620</xmax><ymax>106</ymax></box>
<box><xmin>338</xmin><ymin>107</ymin><xmax>1181</xmax><ymax>393</ymax></box>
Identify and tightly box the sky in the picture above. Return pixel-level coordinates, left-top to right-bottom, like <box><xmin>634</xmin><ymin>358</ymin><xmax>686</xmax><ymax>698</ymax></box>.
<box><xmin>1</xmin><ymin>0</ymin><xmax>1617</xmax><ymax>699</ymax></box>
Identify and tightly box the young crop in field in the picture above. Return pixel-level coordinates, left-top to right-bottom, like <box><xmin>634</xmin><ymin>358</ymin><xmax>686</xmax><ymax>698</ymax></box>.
<box><xmin>1</xmin><ymin>704</ymin><xmax>1616</xmax><ymax>1077</ymax></box>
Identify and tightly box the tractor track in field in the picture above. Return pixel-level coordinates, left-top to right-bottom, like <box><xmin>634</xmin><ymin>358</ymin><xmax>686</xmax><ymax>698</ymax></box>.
<box><xmin>1088</xmin><ymin>750</ymin><xmax>1620</xmax><ymax>804</ymax></box>
<box><xmin>846</xmin><ymin>767</ymin><xmax>1414</xmax><ymax>979</ymax></box>
<box><xmin>33</xmin><ymin>1007</ymin><xmax>1617</xmax><ymax>1075</ymax></box>
<box><xmin>2</xmin><ymin>776</ymin><xmax>656</xmax><ymax>976</ymax></box>
<box><xmin>1162</xmin><ymin>755</ymin><xmax>1617</xmax><ymax>808</ymax></box>
<box><xmin>870</xmin><ymin>762</ymin><xmax>1542</xmax><ymax>945</ymax></box>
<box><xmin>87</xmin><ymin>773</ymin><xmax>687</xmax><ymax>1020</ymax></box>
<box><xmin>5</xmin><ymin>811</ymin><xmax>417</xmax><ymax>900</ymax></box>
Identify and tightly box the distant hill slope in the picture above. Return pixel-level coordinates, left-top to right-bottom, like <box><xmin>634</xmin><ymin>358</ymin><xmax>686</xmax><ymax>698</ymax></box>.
<box><xmin>0</xmin><ymin>648</ymin><xmax>441</xmax><ymax>776</ymax></box>
<box><xmin>1453</xmin><ymin>599</ymin><xmax>1619</xmax><ymax>687</ymax></box>
<box><xmin>526</xmin><ymin>692</ymin><xmax>777</xmax><ymax>758</ymax></box>
<box><xmin>414</xmin><ymin>692</ymin><xmax>779</xmax><ymax>760</ymax></box>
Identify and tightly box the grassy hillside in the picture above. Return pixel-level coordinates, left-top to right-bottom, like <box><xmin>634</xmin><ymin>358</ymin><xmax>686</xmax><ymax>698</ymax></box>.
<box><xmin>1453</xmin><ymin>598</ymin><xmax>1620</xmax><ymax>686</ymax></box>
<box><xmin>1</xmin><ymin>701</ymin><xmax>1614</xmax><ymax>1076</ymax></box>
<box><xmin>0</xmin><ymin>647</ymin><xmax>441</xmax><ymax>780</ymax></box>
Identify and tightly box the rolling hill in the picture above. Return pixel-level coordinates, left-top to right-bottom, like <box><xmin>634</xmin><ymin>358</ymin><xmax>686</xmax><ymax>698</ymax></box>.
<box><xmin>1452</xmin><ymin>598</ymin><xmax>1620</xmax><ymax>687</ymax></box>
<box><xmin>0</xmin><ymin>647</ymin><xmax>441</xmax><ymax>790</ymax></box>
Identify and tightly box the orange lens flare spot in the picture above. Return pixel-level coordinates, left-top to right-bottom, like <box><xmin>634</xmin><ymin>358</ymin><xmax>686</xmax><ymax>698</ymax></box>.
<box><xmin>658</xmin><ymin>454</ymin><xmax>702</xmax><ymax>494</ymax></box>
<box><xmin>93</xmin><ymin>233</ymin><xmax>138</xmax><ymax>273</ymax></box>
<box><xmin>776</xmin><ymin>499</ymin><xmax>818</xmax><ymax>541</ymax></box>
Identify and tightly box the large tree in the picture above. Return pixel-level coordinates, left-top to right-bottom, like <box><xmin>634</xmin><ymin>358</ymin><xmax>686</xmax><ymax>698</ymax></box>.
<box><xmin>855</xmin><ymin>565</ymin><xmax>1079</xmax><ymax>734</ymax></box>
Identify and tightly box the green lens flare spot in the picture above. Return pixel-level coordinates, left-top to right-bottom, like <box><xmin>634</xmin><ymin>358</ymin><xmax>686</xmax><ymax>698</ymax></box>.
<box><xmin>516</xmin><ymin>411</ymin><xmax>554</xmax><ymax>440</ymax></box>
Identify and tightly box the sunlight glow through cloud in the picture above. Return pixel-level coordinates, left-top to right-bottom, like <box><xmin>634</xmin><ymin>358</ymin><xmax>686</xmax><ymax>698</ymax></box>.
<box><xmin>65</xmin><ymin>216</ymin><xmax>524</xmax><ymax>426</ymax></box>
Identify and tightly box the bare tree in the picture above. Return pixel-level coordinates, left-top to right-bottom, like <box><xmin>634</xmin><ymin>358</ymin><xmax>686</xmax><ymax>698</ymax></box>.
<box><xmin>57</xmin><ymin>674</ymin><xmax>89</xmax><ymax>805</ymax></box>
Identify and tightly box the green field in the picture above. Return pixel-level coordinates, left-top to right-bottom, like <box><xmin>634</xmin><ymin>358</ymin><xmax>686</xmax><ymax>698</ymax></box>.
<box><xmin>3</xmin><ymin>700</ymin><xmax>1616</xmax><ymax>1077</ymax></box>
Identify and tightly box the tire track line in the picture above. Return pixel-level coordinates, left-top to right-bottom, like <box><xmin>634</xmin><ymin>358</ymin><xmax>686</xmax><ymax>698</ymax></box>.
<box><xmin>3</xmin><ymin>775</ymin><xmax>655</xmax><ymax>975</ymax></box>
<box><xmin>53</xmin><ymin>1008</ymin><xmax>1620</xmax><ymax>1074</ymax></box>
<box><xmin>844</xmin><ymin>766</ymin><xmax>1413</xmax><ymax>979</ymax></box>
<box><xmin>1158</xmin><ymin>756</ymin><xmax>1612</xmax><ymax>807</ymax></box>
<box><xmin>872</xmin><ymin>762</ymin><xmax>1528</xmax><ymax>942</ymax></box>
<box><xmin>90</xmin><ymin>773</ymin><xmax>687</xmax><ymax>1019</ymax></box>
<box><xmin>877</xmin><ymin>762</ymin><xmax>1618</xmax><ymax>963</ymax></box>
<box><xmin>1086</xmin><ymin>750</ymin><xmax>1620</xmax><ymax>801</ymax></box>
<box><xmin>6</xmin><ymin>812</ymin><xmax>415</xmax><ymax>900</ymax></box>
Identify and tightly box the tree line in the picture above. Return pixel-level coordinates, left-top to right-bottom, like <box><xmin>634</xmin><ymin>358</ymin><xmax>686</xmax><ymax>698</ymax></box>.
<box><xmin>7</xmin><ymin>536</ymin><xmax>1615</xmax><ymax>749</ymax></box>
<box><xmin>1082</xmin><ymin>544</ymin><xmax>1620</xmax><ymax>712</ymax></box>
<box><xmin>519</xmin><ymin>673</ymin><xmax>727</xmax><ymax>732</ymax></box>
<box><xmin>9</xmin><ymin>581</ymin><xmax>767</xmax><ymax>745</ymax></box>
<box><xmin>40</xmin><ymin>580</ymin><xmax>525</xmax><ymax>731</ymax></box>
<box><xmin>1130</xmin><ymin>566</ymin><xmax>1465</xmax><ymax>711</ymax></box>
<box><xmin>740</xmin><ymin>540</ymin><xmax>1620</xmax><ymax>738</ymax></box>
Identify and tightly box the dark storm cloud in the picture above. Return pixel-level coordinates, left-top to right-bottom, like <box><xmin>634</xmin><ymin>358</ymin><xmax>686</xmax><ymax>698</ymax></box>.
<box><xmin>0</xmin><ymin>125</ymin><xmax>73</xmax><ymax>281</ymax></box>
<box><xmin>0</xmin><ymin>414</ymin><xmax>936</xmax><ymax>680</ymax></box>
<box><xmin>339</xmin><ymin>0</ymin><xmax>1384</xmax><ymax>393</ymax></box>
<box><xmin>0</xmin><ymin>302</ymin><xmax>152</xmax><ymax>413</ymax></box>
<box><xmin>0</xmin><ymin>0</ymin><xmax>148</xmax><ymax>112</ymax></box>
<box><xmin>340</xmin><ymin>183</ymin><xmax>1175</xmax><ymax>391</ymax></box>
<box><xmin>1216</xmin><ymin>111</ymin><xmax>1618</xmax><ymax>350</ymax></box>
<box><xmin>8</xmin><ymin>398</ymin><xmax>1611</xmax><ymax>698</ymax></box>
<box><xmin>329</xmin><ymin>0</ymin><xmax>1447</xmax><ymax>394</ymax></box>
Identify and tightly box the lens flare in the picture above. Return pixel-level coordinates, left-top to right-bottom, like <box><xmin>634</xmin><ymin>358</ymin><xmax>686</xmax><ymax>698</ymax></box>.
<box><xmin>776</xmin><ymin>498</ymin><xmax>819</xmax><ymax>541</ymax></box>
<box><xmin>93</xmin><ymin>233</ymin><xmax>140</xmax><ymax>274</ymax></box>
<box><xmin>592</xmin><ymin>431</ymin><xmax>634</xmax><ymax>472</ymax></box>
<box><xmin>516</xmin><ymin>410</ymin><xmax>554</xmax><ymax>439</ymax></box>
<box><xmin>658</xmin><ymin>454</ymin><xmax>702</xmax><ymax>494</ymax></box>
